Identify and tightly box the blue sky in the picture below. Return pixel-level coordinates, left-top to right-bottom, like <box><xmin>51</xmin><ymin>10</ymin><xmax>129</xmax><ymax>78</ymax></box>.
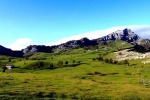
<box><xmin>0</xmin><ymin>0</ymin><xmax>150</xmax><ymax>50</ymax></box>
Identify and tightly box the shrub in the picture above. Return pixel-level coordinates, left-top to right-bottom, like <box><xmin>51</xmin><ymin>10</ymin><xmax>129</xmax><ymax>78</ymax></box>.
<box><xmin>72</xmin><ymin>60</ymin><xmax>75</xmax><ymax>63</ymax></box>
<box><xmin>92</xmin><ymin>58</ymin><xmax>96</xmax><ymax>61</ymax></box>
<box><xmin>109</xmin><ymin>58</ymin><xmax>113</xmax><ymax>64</ymax></box>
<box><xmin>49</xmin><ymin>64</ymin><xmax>54</xmax><ymax>69</ymax></box>
<box><xmin>2</xmin><ymin>66</ymin><xmax>7</xmax><ymax>72</ymax></box>
<box><xmin>123</xmin><ymin>60</ymin><xmax>129</xmax><ymax>65</ymax></box>
<box><xmin>36</xmin><ymin>92</ymin><xmax>44</xmax><ymax>98</ymax></box>
<box><xmin>65</xmin><ymin>61</ymin><xmax>69</xmax><ymax>66</ymax></box>
<box><xmin>94</xmin><ymin>71</ymin><xmax>102</xmax><ymax>75</ymax></box>
<box><xmin>113</xmin><ymin>60</ymin><xmax>118</xmax><ymax>64</ymax></box>
<box><xmin>105</xmin><ymin>58</ymin><xmax>109</xmax><ymax>63</ymax></box>
<box><xmin>39</xmin><ymin>62</ymin><xmax>44</xmax><ymax>68</ymax></box>
<box><xmin>8</xmin><ymin>58</ymin><xmax>11</xmax><ymax>62</ymax></box>
<box><xmin>57</xmin><ymin>61</ymin><xmax>63</xmax><ymax>67</ymax></box>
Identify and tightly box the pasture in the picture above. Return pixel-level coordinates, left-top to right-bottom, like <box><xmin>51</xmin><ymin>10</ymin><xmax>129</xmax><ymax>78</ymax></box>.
<box><xmin>0</xmin><ymin>41</ymin><xmax>150</xmax><ymax>99</ymax></box>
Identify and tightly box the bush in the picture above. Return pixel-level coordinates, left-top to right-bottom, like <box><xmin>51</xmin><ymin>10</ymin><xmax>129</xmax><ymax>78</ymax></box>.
<box><xmin>49</xmin><ymin>64</ymin><xmax>54</xmax><ymax>69</ymax></box>
<box><xmin>105</xmin><ymin>58</ymin><xmax>109</xmax><ymax>63</ymax></box>
<box><xmin>2</xmin><ymin>66</ymin><xmax>7</xmax><ymax>72</ymax></box>
<box><xmin>123</xmin><ymin>60</ymin><xmax>129</xmax><ymax>65</ymax></box>
<box><xmin>72</xmin><ymin>60</ymin><xmax>75</xmax><ymax>63</ymax></box>
<box><xmin>113</xmin><ymin>60</ymin><xmax>118</xmax><ymax>64</ymax></box>
<box><xmin>39</xmin><ymin>62</ymin><xmax>44</xmax><ymax>68</ymax></box>
<box><xmin>8</xmin><ymin>58</ymin><xmax>11</xmax><ymax>62</ymax></box>
<box><xmin>65</xmin><ymin>61</ymin><xmax>69</xmax><ymax>66</ymax></box>
<box><xmin>109</xmin><ymin>58</ymin><xmax>113</xmax><ymax>64</ymax></box>
<box><xmin>92</xmin><ymin>58</ymin><xmax>96</xmax><ymax>61</ymax></box>
<box><xmin>57</xmin><ymin>61</ymin><xmax>63</xmax><ymax>67</ymax></box>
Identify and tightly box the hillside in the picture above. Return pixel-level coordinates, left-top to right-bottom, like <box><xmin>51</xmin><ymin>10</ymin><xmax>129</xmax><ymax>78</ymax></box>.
<box><xmin>0</xmin><ymin>28</ymin><xmax>150</xmax><ymax>99</ymax></box>
<box><xmin>0</xmin><ymin>39</ymin><xmax>150</xmax><ymax>99</ymax></box>
<box><xmin>0</xmin><ymin>45</ymin><xmax>23</xmax><ymax>57</ymax></box>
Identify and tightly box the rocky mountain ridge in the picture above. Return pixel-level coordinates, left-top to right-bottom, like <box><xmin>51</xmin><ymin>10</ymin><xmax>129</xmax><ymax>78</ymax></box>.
<box><xmin>0</xmin><ymin>28</ymin><xmax>149</xmax><ymax>57</ymax></box>
<box><xmin>96</xmin><ymin>28</ymin><xmax>140</xmax><ymax>43</ymax></box>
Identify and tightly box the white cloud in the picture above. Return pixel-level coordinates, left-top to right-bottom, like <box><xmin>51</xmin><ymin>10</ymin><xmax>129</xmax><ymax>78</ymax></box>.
<box><xmin>9</xmin><ymin>38</ymin><xmax>32</xmax><ymax>50</ymax></box>
<box><xmin>50</xmin><ymin>24</ymin><xmax>150</xmax><ymax>46</ymax></box>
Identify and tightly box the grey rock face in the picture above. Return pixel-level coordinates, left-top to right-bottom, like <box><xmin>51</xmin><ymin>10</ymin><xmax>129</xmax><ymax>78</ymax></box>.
<box><xmin>23</xmin><ymin>45</ymin><xmax>38</xmax><ymax>54</ymax></box>
<box><xmin>98</xmin><ymin>28</ymin><xmax>140</xmax><ymax>43</ymax></box>
<box><xmin>134</xmin><ymin>39</ymin><xmax>150</xmax><ymax>52</ymax></box>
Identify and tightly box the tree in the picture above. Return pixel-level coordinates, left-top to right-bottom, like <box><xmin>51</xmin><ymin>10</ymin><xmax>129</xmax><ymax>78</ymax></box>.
<box><xmin>77</xmin><ymin>61</ymin><xmax>81</xmax><ymax>64</ymax></box>
<box><xmin>65</xmin><ymin>61</ymin><xmax>69</xmax><ymax>66</ymax></box>
<box><xmin>92</xmin><ymin>58</ymin><xmax>96</xmax><ymax>61</ymax></box>
<box><xmin>2</xmin><ymin>66</ymin><xmax>7</xmax><ymax>72</ymax></box>
<box><xmin>39</xmin><ymin>62</ymin><xmax>44</xmax><ymax>68</ymax></box>
<box><xmin>109</xmin><ymin>58</ymin><xmax>113</xmax><ymax>64</ymax></box>
<box><xmin>113</xmin><ymin>60</ymin><xmax>118</xmax><ymax>64</ymax></box>
<box><xmin>105</xmin><ymin>58</ymin><xmax>109</xmax><ymax>63</ymax></box>
<box><xmin>97</xmin><ymin>54</ymin><xmax>103</xmax><ymax>61</ymax></box>
<box><xmin>57</xmin><ymin>61</ymin><xmax>63</xmax><ymax>67</ymax></box>
<box><xmin>49</xmin><ymin>64</ymin><xmax>54</xmax><ymax>69</ymax></box>
<box><xmin>8</xmin><ymin>58</ymin><xmax>11</xmax><ymax>62</ymax></box>
<box><xmin>100</xmin><ymin>56</ymin><xmax>103</xmax><ymax>61</ymax></box>
<box><xmin>72</xmin><ymin>60</ymin><xmax>75</xmax><ymax>64</ymax></box>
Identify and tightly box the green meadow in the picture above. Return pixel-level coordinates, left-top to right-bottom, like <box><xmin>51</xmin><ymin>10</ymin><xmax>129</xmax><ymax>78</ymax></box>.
<box><xmin>0</xmin><ymin>40</ymin><xmax>150</xmax><ymax>100</ymax></box>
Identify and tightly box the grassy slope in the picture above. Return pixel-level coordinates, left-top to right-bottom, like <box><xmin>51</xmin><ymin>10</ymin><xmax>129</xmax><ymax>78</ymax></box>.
<box><xmin>0</xmin><ymin>40</ymin><xmax>150</xmax><ymax>99</ymax></box>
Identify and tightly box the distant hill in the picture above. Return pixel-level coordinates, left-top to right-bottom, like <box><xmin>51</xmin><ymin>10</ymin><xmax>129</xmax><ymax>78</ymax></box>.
<box><xmin>0</xmin><ymin>28</ymin><xmax>149</xmax><ymax>57</ymax></box>
<box><xmin>0</xmin><ymin>45</ymin><xmax>23</xmax><ymax>57</ymax></box>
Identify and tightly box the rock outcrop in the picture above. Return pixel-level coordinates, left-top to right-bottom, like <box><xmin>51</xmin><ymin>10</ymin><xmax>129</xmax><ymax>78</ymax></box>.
<box><xmin>97</xmin><ymin>28</ymin><xmax>140</xmax><ymax>43</ymax></box>
<box><xmin>134</xmin><ymin>39</ymin><xmax>150</xmax><ymax>52</ymax></box>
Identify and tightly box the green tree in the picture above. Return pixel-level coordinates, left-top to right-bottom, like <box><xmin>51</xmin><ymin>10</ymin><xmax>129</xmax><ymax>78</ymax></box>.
<box><xmin>105</xmin><ymin>58</ymin><xmax>109</xmax><ymax>63</ymax></box>
<box><xmin>92</xmin><ymin>58</ymin><xmax>96</xmax><ymax>61</ymax></box>
<box><xmin>72</xmin><ymin>60</ymin><xmax>75</xmax><ymax>64</ymax></box>
<box><xmin>49</xmin><ymin>64</ymin><xmax>54</xmax><ymax>69</ymax></box>
<box><xmin>65</xmin><ymin>61</ymin><xmax>69</xmax><ymax>66</ymax></box>
<box><xmin>8</xmin><ymin>58</ymin><xmax>11</xmax><ymax>62</ymax></box>
<box><xmin>113</xmin><ymin>60</ymin><xmax>118</xmax><ymax>64</ymax></box>
<box><xmin>39</xmin><ymin>62</ymin><xmax>44</xmax><ymax>68</ymax></box>
<box><xmin>57</xmin><ymin>61</ymin><xmax>63</xmax><ymax>67</ymax></box>
<box><xmin>77</xmin><ymin>61</ymin><xmax>81</xmax><ymax>64</ymax></box>
<box><xmin>109</xmin><ymin>58</ymin><xmax>113</xmax><ymax>64</ymax></box>
<box><xmin>2</xmin><ymin>66</ymin><xmax>7</xmax><ymax>72</ymax></box>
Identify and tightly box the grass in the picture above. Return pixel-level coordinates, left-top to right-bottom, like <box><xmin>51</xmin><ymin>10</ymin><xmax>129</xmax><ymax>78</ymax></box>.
<box><xmin>0</xmin><ymin>40</ymin><xmax>149</xmax><ymax>99</ymax></box>
<box><xmin>0</xmin><ymin>62</ymin><xmax>150</xmax><ymax>99</ymax></box>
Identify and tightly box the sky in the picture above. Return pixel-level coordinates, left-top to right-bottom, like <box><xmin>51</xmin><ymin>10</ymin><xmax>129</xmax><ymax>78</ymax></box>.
<box><xmin>0</xmin><ymin>0</ymin><xmax>150</xmax><ymax>50</ymax></box>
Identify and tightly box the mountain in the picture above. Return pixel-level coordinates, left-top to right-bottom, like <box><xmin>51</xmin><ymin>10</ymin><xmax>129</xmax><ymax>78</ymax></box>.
<box><xmin>0</xmin><ymin>28</ymin><xmax>149</xmax><ymax>57</ymax></box>
<box><xmin>96</xmin><ymin>28</ymin><xmax>140</xmax><ymax>43</ymax></box>
<box><xmin>21</xmin><ymin>28</ymin><xmax>141</xmax><ymax>56</ymax></box>
<box><xmin>0</xmin><ymin>45</ymin><xmax>23</xmax><ymax>57</ymax></box>
<box><xmin>22</xmin><ymin>37</ymin><xmax>98</xmax><ymax>56</ymax></box>
<box><xmin>22</xmin><ymin>45</ymin><xmax>57</xmax><ymax>57</ymax></box>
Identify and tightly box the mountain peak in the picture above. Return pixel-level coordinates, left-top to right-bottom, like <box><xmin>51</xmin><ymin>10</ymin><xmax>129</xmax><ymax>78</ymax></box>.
<box><xmin>98</xmin><ymin>28</ymin><xmax>140</xmax><ymax>43</ymax></box>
